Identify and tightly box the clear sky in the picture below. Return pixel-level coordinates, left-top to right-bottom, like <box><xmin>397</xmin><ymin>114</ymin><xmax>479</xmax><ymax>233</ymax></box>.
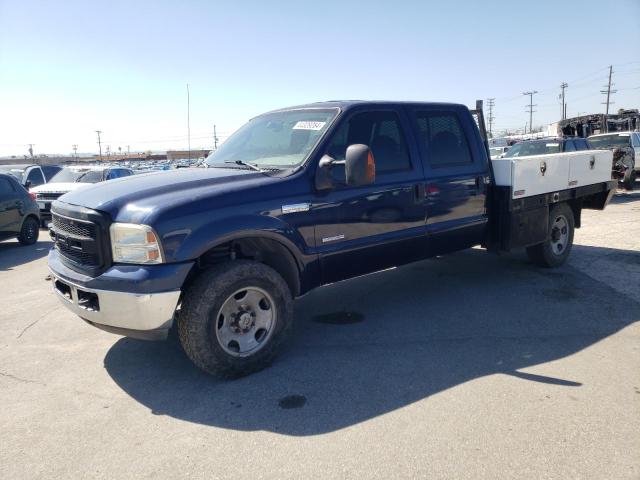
<box><xmin>1</xmin><ymin>0</ymin><xmax>639</xmax><ymax>156</ymax></box>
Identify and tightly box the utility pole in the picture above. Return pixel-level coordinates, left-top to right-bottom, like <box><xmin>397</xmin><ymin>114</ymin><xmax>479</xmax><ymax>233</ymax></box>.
<box><xmin>106</xmin><ymin>145</ymin><xmax>111</xmax><ymax>158</ymax></box>
<box><xmin>72</xmin><ymin>144</ymin><xmax>78</xmax><ymax>160</ymax></box>
<box><xmin>213</xmin><ymin>124</ymin><xmax>219</xmax><ymax>150</ymax></box>
<box><xmin>27</xmin><ymin>144</ymin><xmax>35</xmax><ymax>158</ymax></box>
<box><xmin>486</xmin><ymin>98</ymin><xmax>495</xmax><ymax>137</ymax></box>
<box><xmin>187</xmin><ymin>83</ymin><xmax>191</xmax><ymax>161</ymax></box>
<box><xmin>560</xmin><ymin>82</ymin><xmax>568</xmax><ymax>120</ymax></box>
<box><xmin>95</xmin><ymin>130</ymin><xmax>103</xmax><ymax>162</ymax></box>
<box><xmin>601</xmin><ymin>65</ymin><xmax>616</xmax><ymax>116</ymax></box>
<box><xmin>523</xmin><ymin>91</ymin><xmax>538</xmax><ymax>134</ymax></box>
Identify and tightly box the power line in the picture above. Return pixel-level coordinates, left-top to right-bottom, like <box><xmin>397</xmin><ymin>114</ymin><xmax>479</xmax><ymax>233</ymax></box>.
<box><xmin>522</xmin><ymin>91</ymin><xmax>538</xmax><ymax>134</ymax></box>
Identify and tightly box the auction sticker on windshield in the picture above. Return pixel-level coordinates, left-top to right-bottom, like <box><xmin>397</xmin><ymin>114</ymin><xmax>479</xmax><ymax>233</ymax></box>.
<box><xmin>293</xmin><ymin>121</ymin><xmax>326</xmax><ymax>130</ymax></box>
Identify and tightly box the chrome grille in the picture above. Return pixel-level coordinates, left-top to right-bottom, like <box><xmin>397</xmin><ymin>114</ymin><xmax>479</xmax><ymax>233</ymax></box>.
<box><xmin>36</xmin><ymin>192</ymin><xmax>64</xmax><ymax>201</ymax></box>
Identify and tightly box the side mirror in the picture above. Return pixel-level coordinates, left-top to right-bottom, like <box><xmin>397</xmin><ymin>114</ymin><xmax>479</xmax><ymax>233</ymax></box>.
<box><xmin>345</xmin><ymin>144</ymin><xmax>375</xmax><ymax>186</ymax></box>
<box><xmin>24</xmin><ymin>180</ymin><xmax>32</xmax><ymax>190</ymax></box>
<box><xmin>314</xmin><ymin>144</ymin><xmax>376</xmax><ymax>191</ymax></box>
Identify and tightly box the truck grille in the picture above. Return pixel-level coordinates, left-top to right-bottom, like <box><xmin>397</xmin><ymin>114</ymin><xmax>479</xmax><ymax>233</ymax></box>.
<box><xmin>37</xmin><ymin>192</ymin><xmax>64</xmax><ymax>201</ymax></box>
<box><xmin>52</xmin><ymin>215</ymin><xmax>96</xmax><ymax>238</ymax></box>
<box><xmin>51</xmin><ymin>211</ymin><xmax>108</xmax><ymax>272</ymax></box>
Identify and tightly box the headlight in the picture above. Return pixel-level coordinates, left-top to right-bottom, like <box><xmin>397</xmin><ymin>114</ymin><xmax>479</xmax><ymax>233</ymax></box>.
<box><xmin>110</xmin><ymin>223</ymin><xmax>164</xmax><ymax>264</ymax></box>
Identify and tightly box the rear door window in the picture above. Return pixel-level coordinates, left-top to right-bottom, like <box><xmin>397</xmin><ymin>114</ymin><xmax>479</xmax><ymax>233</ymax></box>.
<box><xmin>414</xmin><ymin>111</ymin><xmax>473</xmax><ymax>168</ymax></box>
<box><xmin>563</xmin><ymin>140</ymin><xmax>576</xmax><ymax>152</ymax></box>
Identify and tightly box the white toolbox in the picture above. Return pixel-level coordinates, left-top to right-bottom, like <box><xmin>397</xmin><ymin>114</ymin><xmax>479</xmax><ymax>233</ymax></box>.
<box><xmin>492</xmin><ymin>149</ymin><xmax>612</xmax><ymax>199</ymax></box>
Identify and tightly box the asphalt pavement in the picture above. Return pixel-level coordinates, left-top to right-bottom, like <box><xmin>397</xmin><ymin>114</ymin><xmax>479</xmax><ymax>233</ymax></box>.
<box><xmin>1</xmin><ymin>190</ymin><xmax>639</xmax><ymax>479</ymax></box>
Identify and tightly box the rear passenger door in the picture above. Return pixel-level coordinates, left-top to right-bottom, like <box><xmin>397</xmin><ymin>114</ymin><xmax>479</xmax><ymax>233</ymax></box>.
<box><xmin>0</xmin><ymin>177</ymin><xmax>21</xmax><ymax>234</ymax></box>
<box><xmin>411</xmin><ymin>107</ymin><xmax>488</xmax><ymax>254</ymax></box>
<box><xmin>313</xmin><ymin>107</ymin><xmax>427</xmax><ymax>284</ymax></box>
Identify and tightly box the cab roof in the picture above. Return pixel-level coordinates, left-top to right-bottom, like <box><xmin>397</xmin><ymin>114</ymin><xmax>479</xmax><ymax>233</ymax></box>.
<box><xmin>267</xmin><ymin>100</ymin><xmax>468</xmax><ymax>113</ymax></box>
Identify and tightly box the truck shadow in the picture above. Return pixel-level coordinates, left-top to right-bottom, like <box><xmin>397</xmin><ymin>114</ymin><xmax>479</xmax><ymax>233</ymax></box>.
<box><xmin>0</xmin><ymin>236</ymin><xmax>52</xmax><ymax>271</ymax></box>
<box><xmin>612</xmin><ymin>187</ymin><xmax>640</xmax><ymax>204</ymax></box>
<box><xmin>103</xmin><ymin>248</ymin><xmax>639</xmax><ymax>436</ymax></box>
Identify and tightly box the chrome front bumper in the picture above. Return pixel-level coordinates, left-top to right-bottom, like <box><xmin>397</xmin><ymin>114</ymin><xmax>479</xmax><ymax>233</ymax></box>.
<box><xmin>50</xmin><ymin>270</ymin><xmax>181</xmax><ymax>340</ymax></box>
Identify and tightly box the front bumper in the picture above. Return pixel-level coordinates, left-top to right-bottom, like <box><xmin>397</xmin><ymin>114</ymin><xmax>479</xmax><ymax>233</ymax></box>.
<box><xmin>48</xmin><ymin>248</ymin><xmax>192</xmax><ymax>340</ymax></box>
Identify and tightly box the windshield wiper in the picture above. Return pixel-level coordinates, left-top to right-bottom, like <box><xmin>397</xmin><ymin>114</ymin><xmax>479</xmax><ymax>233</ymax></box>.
<box><xmin>223</xmin><ymin>160</ymin><xmax>270</xmax><ymax>175</ymax></box>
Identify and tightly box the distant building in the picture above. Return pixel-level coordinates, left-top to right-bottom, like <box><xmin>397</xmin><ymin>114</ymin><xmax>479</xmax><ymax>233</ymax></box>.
<box><xmin>167</xmin><ymin>149</ymin><xmax>211</xmax><ymax>160</ymax></box>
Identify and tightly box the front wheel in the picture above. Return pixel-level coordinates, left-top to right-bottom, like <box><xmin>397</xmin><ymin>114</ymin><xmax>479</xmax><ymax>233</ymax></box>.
<box><xmin>177</xmin><ymin>260</ymin><xmax>294</xmax><ymax>378</ymax></box>
<box><xmin>18</xmin><ymin>216</ymin><xmax>39</xmax><ymax>245</ymax></box>
<box><xmin>526</xmin><ymin>203</ymin><xmax>575</xmax><ymax>268</ymax></box>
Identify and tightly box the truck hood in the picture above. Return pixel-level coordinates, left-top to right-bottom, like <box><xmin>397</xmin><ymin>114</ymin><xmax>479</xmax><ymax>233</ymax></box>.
<box><xmin>31</xmin><ymin>183</ymin><xmax>93</xmax><ymax>194</ymax></box>
<box><xmin>57</xmin><ymin>167</ymin><xmax>274</xmax><ymax>223</ymax></box>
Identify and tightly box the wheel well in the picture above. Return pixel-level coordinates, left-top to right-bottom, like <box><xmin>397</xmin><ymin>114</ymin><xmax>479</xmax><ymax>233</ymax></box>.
<box><xmin>23</xmin><ymin>214</ymin><xmax>39</xmax><ymax>227</ymax></box>
<box><xmin>191</xmin><ymin>237</ymin><xmax>301</xmax><ymax>297</ymax></box>
<box><xmin>565</xmin><ymin>199</ymin><xmax>582</xmax><ymax>228</ymax></box>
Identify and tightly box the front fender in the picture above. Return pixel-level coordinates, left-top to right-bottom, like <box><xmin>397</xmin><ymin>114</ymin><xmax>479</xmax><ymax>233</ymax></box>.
<box><xmin>162</xmin><ymin>214</ymin><xmax>310</xmax><ymax>266</ymax></box>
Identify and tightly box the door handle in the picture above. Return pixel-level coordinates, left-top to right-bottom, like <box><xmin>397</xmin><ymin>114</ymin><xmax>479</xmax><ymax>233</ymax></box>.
<box><xmin>414</xmin><ymin>183</ymin><xmax>425</xmax><ymax>202</ymax></box>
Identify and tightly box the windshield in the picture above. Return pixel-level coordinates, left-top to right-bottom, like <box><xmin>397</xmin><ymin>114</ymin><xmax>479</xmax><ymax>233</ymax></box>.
<box><xmin>49</xmin><ymin>168</ymin><xmax>90</xmax><ymax>183</ymax></box>
<box><xmin>76</xmin><ymin>170</ymin><xmax>104</xmax><ymax>183</ymax></box>
<box><xmin>503</xmin><ymin>140</ymin><xmax>561</xmax><ymax>158</ymax></box>
<box><xmin>0</xmin><ymin>166</ymin><xmax>25</xmax><ymax>180</ymax></box>
<box><xmin>206</xmin><ymin>108</ymin><xmax>338</xmax><ymax>169</ymax></box>
<box><xmin>588</xmin><ymin>134</ymin><xmax>631</xmax><ymax>149</ymax></box>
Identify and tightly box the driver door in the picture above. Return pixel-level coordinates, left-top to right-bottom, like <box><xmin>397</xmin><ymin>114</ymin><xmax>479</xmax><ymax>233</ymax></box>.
<box><xmin>312</xmin><ymin>107</ymin><xmax>428</xmax><ymax>284</ymax></box>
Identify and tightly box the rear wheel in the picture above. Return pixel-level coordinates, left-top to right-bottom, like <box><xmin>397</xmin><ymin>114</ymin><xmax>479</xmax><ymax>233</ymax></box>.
<box><xmin>17</xmin><ymin>216</ymin><xmax>39</xmax><ymax>245</ymax></box>
<box><xmin>177</xmin><ymin>260</ymin><xmax>294</xmax><ymax>378</ymax></box>
<box><xmin>623</xmin><ymin>169</ymin><xmax>636</xmax><ymax>191</ymax></box>
<box><xmin>526</xmin><ymin>203</ymin><xmax>574</xmax><ymax>268</ymax></box>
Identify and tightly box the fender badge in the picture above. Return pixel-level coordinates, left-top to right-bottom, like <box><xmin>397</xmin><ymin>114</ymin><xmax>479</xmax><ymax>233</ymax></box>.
<box><xmin>322</xmin><ymin>234</ymin><xmax>345</xmax><ymax>243</ymax></box>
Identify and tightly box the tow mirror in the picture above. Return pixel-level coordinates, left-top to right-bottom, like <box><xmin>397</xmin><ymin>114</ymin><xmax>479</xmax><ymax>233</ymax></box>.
<box><xmin>315</xmin><ymin>144</ymin><xmax>376</xmax><ymax>191</ymax></box>
<box><xmin>345</xmin><ymin>144</ymin><xmax>375</xmax><ymax>186</ymax></box>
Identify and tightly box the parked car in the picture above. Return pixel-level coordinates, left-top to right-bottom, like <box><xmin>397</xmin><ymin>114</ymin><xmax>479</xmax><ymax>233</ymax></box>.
<box><xmin>31</xmin><ymin>165</ymin><xmax>134</xmax><ymax>224</ymax></box>
<box><xmin>0</xmin><ymin>164</ymin><xmax>62</xmax><ymax>190</ymax></box>
<box><xmin>502</xmin><ymin>137</ymin><xmax>591</xmax><ymax>158</ymax></box>
<box><xmin>0</xmin><ymin>173</ymin><xmax>40</xmax><ymax>245</ymax></box>
<box><xmin>489</xmin><ymin>146</ymin><xmax>510</xmax><ymax>159</ymax></box>
<box><xmin>588</xmin><ymin>132</ymin><xmax>639</xmax><ymax>190</ymax></box>
<box><xmin>47</xmin><ymin>100</ymin><xmax>615</xmax><ymax>379</ymax></box>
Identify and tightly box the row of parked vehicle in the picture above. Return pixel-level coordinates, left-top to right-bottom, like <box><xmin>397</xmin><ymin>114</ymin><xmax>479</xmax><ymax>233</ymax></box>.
<box><xmin>490</xmin><ymin>131</ymin><xmax>640</xmax><ymax>190</ymax></box>
<box><xmin>0</xmin><ymin>164</ymin><xmax>135</xmax><ymax>245</ymax></box>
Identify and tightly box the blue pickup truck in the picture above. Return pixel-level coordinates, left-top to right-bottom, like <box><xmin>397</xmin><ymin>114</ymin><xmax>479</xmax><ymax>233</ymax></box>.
<box><xmin>48</xmin><ymin>100</ymin><xmax>616</xmax><ymax>377</ymax></box>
